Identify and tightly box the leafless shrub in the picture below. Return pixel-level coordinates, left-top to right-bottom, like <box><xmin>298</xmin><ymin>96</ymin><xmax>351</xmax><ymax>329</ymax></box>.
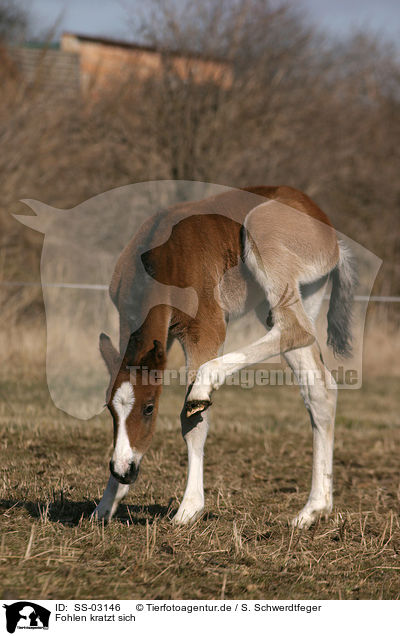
<box><xmin>0</xmin><ymin>0</ymin><xmax>28</xmax><ymax>43</ymax></box>
<box><xmin>1</xmin><ymin>0</ymin><xmax>399</xmax><ymax>362</ymax></box>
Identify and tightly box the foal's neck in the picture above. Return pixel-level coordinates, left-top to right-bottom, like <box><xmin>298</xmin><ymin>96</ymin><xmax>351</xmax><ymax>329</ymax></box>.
<box><xmin>123</xmin><ymin>304</ymin><xmax>172</xmax><ymax>368</ymax></box>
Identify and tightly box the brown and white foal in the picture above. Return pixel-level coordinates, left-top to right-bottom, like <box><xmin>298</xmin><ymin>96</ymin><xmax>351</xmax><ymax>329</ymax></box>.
<box><xmin>94</xmin><ymin>186</ymin><xmax>354</xmax><ymax>528</ymax></box>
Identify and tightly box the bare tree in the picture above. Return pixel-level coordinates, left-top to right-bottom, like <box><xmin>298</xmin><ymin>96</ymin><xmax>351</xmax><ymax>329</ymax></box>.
<box><xmin>1</xmin><ymin>0</ymin><xmax>399</xmax><ymax>324</ymax></box>
<box><xmin>0</xmin><ymin>0</ymin><xmax>28</xmax><ymax>43</ymax></box>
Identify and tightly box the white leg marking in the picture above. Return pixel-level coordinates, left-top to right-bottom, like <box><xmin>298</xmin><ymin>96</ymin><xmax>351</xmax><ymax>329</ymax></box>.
<box><xmin>93</xmin><ymin>475</ymin><xmax>130</xmax><ymax>521</ymax></box>
<box><xmin>173</xmin><ymin>415</ymin><xmax>208</xmax><ymax>525</ymax></box>
<box><xmin>284</xmin><ymin>345</ymin><xmax>337</xmax><ymax>529</ymax></box>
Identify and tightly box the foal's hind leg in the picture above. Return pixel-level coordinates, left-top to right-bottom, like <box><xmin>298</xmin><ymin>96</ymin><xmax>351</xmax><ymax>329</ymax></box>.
<box><xmin>186</xmin><ymin>278</ymin><xmax>315</xmax><ymax>408</ymax></box>
<box><xmin>284</xmin><ymin>343</ymin><xmax>337</xmax><ymax>528</ymax></box>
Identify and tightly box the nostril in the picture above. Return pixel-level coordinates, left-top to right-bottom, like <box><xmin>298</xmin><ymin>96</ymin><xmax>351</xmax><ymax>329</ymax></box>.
<box><xmin>128</xmin><ymin>462</ymin><xmax>139</xmax><ymax>478</ymax></box>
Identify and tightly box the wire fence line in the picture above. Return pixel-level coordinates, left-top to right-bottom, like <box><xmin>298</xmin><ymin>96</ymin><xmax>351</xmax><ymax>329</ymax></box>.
<box><xmin>0</xmin><ymin>281</ymin><xmax>109</xmax><ymax>290</ymax></box>
<box><xmin>1</xmin><ymin>280</ymin><xmax>399</xmax><ymax>302</ymax></box>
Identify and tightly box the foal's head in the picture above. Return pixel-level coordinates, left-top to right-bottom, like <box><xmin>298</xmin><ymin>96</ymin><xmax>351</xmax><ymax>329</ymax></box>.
<box><xmin>99</xmin><ymin>332</ymin><xmax>166</xmax><ymax>484</ymax></box>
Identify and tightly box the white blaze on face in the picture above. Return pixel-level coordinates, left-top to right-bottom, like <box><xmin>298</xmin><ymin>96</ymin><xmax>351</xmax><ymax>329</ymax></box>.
<box><xmin>111</xmin><ymin>381</ymin><xmax>142</xmax><ymax>475</ymax></box>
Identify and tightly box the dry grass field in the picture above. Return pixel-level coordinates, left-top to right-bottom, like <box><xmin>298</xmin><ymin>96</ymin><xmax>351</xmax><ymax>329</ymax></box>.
<box><xmin>1</xmin><ymin>373</ymin><xmax>399</xmax><ymax>600</ymax></box>
<box><xmin>1</xmin><ymin>0</ymin><xmax>399</xmax><ymax>606</ymax></box>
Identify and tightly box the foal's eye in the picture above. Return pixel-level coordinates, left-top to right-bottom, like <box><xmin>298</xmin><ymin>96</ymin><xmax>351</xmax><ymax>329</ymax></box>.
<box><xmin>143</xmin><ymin>404</ymin><xmax>154</xmax><ymax>416</ymax></box>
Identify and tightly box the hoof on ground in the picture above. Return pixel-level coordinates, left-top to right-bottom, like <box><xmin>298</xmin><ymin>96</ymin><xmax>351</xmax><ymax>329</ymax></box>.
<box><xmin>92</xmin><ymin>505</ymin><xmax>112</xmax><ymax>522</ymax></box>
<box><xmin>172</xmin><ymin>507</ymin><xmax>204</xmax><ymax>526</ymax></box>
<box><xmin>290</xmin><ymin>507</ymin><xmax>331</xmax><ymax>529</ymax></box>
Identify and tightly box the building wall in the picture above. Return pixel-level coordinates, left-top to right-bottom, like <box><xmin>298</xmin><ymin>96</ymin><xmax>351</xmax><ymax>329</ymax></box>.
<box><xmin>8</xmin><ymin>47</ymin><xmax>80</xmax><ymax>95</ymax></box>
<box><xmin>61</xmin><ymin>33</ymin><xmax>232</xmax><ymax>93</ymax></box>
<box><xmin>6</xmin><ymin>34</ymin><xmax>232</xmax><ymax>97</ymax></box>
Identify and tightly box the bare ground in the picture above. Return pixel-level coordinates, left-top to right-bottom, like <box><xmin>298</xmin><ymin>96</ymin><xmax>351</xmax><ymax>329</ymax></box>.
<box><xmin>0</xmin><ymin>375</ymin><xmax>399</xmax><ymax>600</ymax></box>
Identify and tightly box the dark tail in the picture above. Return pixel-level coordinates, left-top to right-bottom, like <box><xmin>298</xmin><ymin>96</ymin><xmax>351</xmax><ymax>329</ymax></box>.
<box><xmin>327</xmin><ymin>241</ymin><xmax>356</xmax><ymax>357</ymax></box>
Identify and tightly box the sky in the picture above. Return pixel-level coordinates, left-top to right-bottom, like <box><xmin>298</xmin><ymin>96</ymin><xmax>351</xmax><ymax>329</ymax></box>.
<box><xmin>27</xmin><ymin>0</ymin><xmax>400</xmax><ymax>43</ymax></box>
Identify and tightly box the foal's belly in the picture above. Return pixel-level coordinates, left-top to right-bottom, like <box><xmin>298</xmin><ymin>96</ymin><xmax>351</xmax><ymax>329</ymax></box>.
<box><xmin>216</xmin><ymin>262</ymin><xmax>265</xmax><ymax>318</ymax></box>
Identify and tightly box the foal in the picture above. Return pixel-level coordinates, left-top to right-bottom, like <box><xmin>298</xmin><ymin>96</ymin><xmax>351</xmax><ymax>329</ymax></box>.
<box><xmin>94</xmin><ymin>186</ymin><xmax>354</xmax><ymax>528</ymax></box>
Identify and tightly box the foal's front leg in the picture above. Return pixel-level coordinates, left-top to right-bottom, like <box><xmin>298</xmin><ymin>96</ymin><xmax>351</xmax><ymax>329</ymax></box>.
<box><xmin>173</xmin><ymin>406</ymin><xmax>209</xmax><ymax>525</ymax></box>
<box><xmin>93</xmin><ymin>475</ymin><xmax>130</xmax><ymax>521</ymax></box>
<box><xmin>173</xmin><ymin>312</ymin><xmax>226</xmax><ymax>524</ymax></box>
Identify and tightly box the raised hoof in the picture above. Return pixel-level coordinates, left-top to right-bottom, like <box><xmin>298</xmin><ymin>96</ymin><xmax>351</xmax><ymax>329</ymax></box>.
<box><xmin>185</xmin><ymin>399</ymin><xmax>211</xmax><ymax>418</ymax></box>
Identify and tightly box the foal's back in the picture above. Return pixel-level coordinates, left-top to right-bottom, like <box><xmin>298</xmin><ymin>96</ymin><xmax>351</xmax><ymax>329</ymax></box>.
<box><xmin>110</xmin><ymin>185</ymin><xmax>335</xmax><ymax>322</ymax></box>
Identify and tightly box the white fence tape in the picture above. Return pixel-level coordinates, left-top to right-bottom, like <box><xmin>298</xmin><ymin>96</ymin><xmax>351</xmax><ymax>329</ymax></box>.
<box><xmin>0</xmin><ymin>281</ymin><xmax>108</xmax><ymax>290</ymax></box>
<box><xmin>1</xmin><ymin>280</ymin><xmax>400</xmax><ymax>301</ymax></box>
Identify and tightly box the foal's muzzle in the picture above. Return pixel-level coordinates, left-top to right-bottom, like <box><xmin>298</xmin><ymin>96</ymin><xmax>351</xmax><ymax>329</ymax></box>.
<box><xmin>109</xmin><ymin>459</ymin><xmax>139</xmax><ymax>485</ymax></box>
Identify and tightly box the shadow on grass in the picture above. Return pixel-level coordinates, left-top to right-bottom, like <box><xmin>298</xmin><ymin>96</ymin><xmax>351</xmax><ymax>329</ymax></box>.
<box><xmin>0</xmin><ymin>498</ymin><xmax>173</xmax><ymax>527</ymax></box>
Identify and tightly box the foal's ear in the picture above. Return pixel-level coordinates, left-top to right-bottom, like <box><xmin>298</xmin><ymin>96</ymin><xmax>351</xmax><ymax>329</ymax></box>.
<box><xmin>99</xmin><ymin>332</ymin><xmax>120</xmax><ymax>375</ymax></box>
<box><xmin>152</xmin><ymin>339</ymin><xmax>165</xmax><ymax>365</ymax></box>
<box><xmin>140</xmin><ymin>339</ymin><xmax>166</xmax><ymax>368</ymax></box>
